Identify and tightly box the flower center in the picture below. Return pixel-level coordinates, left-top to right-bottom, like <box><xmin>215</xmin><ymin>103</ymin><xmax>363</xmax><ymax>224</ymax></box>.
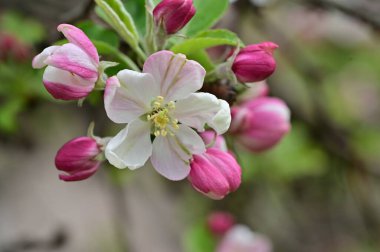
<box><xmin>147</xmin><ymin>96</ymin><xmax>179</xmax><ymax>137</ymax></box>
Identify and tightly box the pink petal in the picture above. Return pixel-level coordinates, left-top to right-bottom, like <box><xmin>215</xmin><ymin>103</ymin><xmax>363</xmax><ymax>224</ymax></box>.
<box><xmin>43</xmin><ymin>66</ymin><xmax>95</xmax><ymax>100</ymax></box>
<box><xmin>59</xmin><ymin>163</ymin><xmax>100</xmax><ymax>182</ymax></box>
<box><xmin>58</xmin><ymin>24</ymin><xmax>99</xmax><ymax>64</ymax></box>
<box><xmin>44</xmin><ymin>43</ymin><xmax>98</xmax><ymax>81</ymax></box>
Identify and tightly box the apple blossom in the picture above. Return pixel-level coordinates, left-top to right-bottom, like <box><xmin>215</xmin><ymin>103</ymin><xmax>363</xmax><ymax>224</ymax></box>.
<box><xmin>153</xmin><ymin>0</ymin><xmax>196</xmax><ymax>34</ymax></box>
<box><xmin>232</xmin><ymin>42</ymin><xmax>278</xmax><ymax>83</ymax></box>
<box><xmin>32</xmin><ymin>24</ymin><xmax>99</xmax><ymax>100</ymax></box>
<box><xmin>230</xmin><ymin>97</ymin><xmax>291</xmax><ymax>152</ymax></box>
<box><xmin>104</xmin><ymin>50</ymin><xmax>230</xmax><ymax>181</ymax></box>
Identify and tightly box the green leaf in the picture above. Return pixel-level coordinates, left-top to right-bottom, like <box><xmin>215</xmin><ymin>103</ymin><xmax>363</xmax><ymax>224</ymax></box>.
<box><xmin>0</xmin><ymin>98</ymin><xmax>24</xmax><ymax>134</ymax></box>
<box><xmin>184</xmin><ymin>223</ymin><xmax>216</xmax><ymax>252</ymax></box>
<box><xmin>183</xmin><ymin>0</ymin><xmax>229</xmax><ymax>36</ymax></box>
<box><xmin>187</xmin><ymin>51</ymin><xmax>215</xmax><ymax>72</ymax></box>
<box><xmin>95</xmin><ymin>0</ymin><xmax>139</xmax><ymax>48</ymax></box>
<box><xmin>123</xmin><ymin>0</ymin><xmax>146</xmax><ymax>36</ymax></box>
<box><xmin>171</xmin><ymin>29</ymin><xmax>241</xmax><ymax>55</ymax></box>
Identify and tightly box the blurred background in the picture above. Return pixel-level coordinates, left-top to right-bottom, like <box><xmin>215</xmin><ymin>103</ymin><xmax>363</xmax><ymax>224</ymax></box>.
<box><xmin>1</xmin><ymin>0</ymin><xmax>380</xmax><ymax>251</ymax></box>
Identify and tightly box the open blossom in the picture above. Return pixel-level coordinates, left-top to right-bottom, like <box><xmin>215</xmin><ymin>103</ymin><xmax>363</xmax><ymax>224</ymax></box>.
<box><xmin>32</xmin><ymin>24</ymin><xmax>99</xmax><ymax>100</ymax></box>
<box><xmin>230</xmin><ymin>97</ymin><xmax>291</xmax><ymax>152</ymax></box>
<box><xmin>55</xmin><ymin>137</ymin><xmax>102</xmax><ymax>182</ymax></box>
<box><xmin>217</xmin><ymin>225</ymin><xmax>272</xmax><ymax>252</ymax></box>
<box><xmin>153</xmin><ymin>0</ymin><xmax>196</xmax><ymax>34</ymax></box>
<box><xmin>232</xmin><ymin>42</ymin><xmax>278</xmax><ymax>83</ymax></box>
<box><xmin>104</xmin><ymin>50</ymin><xmax>230</xmax><ymax>181</ymax></box>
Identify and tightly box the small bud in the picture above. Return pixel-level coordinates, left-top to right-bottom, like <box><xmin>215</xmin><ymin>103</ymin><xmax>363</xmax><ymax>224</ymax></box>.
<box><xmin>230</xmin><ymin>97</ymin><xmax>291</xmax><ymax>152</ymax></box>
<box><xmin>153</xmin><ymin>0</ymin><xmax>196</xmax><ymax>34</ymax></box>
<box><xmin>232</xmin><ymin>42</ymin><xmax>278</xmax><ymax>83</ymax></box>
<box><xmin>217</xmin><ymin>225</ymin><xmax>272</xmax><ymax>252</ymax></box>
<box><xmin>207</xmin><ymin>212</ymin><xmax>235</xmax><ymax>236</ymax></box>
<box><xmin>189</xmin><ymin>148</ymin><xmax>241</xmax><ymax>200</ymax></box>
<box><xmin>55</xmin><ymin>137</ymin><xmax>102</xmax><ymax>182</ymax></box>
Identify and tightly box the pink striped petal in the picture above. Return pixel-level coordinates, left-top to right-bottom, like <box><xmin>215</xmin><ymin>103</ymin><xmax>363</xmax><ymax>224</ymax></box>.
<box><xmin>59</xmin><ymin>163</ymin><xmax>100</xmax><ymax>182</ymax></box>
<box><xmin>143</xmin><ymin>50</ymin><xmax>206</xmax><ymax>101</ymax></box>
<box><xmin>58</xmin><ymin>24</ymin><xmax>99</xmax><ymax>64</ymax></box>
<box><xmin>44</xmin><ymin>43</ymin><xmax>98</xmax><ymax>81</ymax></box>
<box><xmin>43</xmin><ymin>66</ymin><xmax>95</xmax><ymax>100</ymax></box>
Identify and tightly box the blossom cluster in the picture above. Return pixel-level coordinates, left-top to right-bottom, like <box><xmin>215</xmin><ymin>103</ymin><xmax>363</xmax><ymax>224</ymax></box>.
<box><xmin>32</xmin><ymin>0</ymin><xmax>291</xmax><ymax>200</ymax></box>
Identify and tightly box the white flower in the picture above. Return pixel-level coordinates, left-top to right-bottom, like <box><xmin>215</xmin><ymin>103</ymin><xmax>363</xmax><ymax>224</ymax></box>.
<box><xmin>217</xmin><ymin>225</ymin><xmax>272</xmax><ymax>252</ymax></box>
<box><xmin>104</xmin><ymin>50</ymin><xmax>231</xmax><ymax>180</ymax></box>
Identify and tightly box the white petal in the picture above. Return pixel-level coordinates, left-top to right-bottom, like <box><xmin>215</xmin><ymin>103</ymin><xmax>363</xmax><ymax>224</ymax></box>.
<box><xmin>173</xmin><ymin>125</ymin><xmax>206</xmax><ymax>156</ymax></box>
<box><xmin>173</xmin><ymin>93</ymin><xmax>222</xmax><ymax>132</ymax></box>
<box><xmin>32</xmin><ymin>46</ymin><xmax>60</xmax><ymax>69</ymax></box>
<box><xmin>143</xmin><ymin>50</ymin><xmax>206</xmax><ymax>101</ymax></box>
<box><xmin>208</xmin><ymin>99</ymin><xmax>231</xmax><ymax>134</ymax></box>
<box><xmin>105</xmin><ymin>120</ymin><xmax>152</xmax><ymax>169</ymax></box>
<box><xmin>151</xmin><ymin>136</ymin><xmax>191</xmax><ymax>181</ymax></box>
<box><xmin>104</xmin><ymin>70</ymin><xmax>159</xmax><ymax>123</ymax></box>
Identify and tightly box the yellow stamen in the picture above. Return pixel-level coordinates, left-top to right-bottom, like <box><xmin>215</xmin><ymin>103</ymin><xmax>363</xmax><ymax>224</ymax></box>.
<box><xmin>148</xmin><ymin>96</ymin><xmax>180</xmax><ymax>137</ymax></box>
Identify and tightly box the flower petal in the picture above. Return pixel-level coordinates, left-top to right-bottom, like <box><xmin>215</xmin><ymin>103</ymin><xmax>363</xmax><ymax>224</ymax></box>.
<box><xmin>174</xmin><ymin>124</ymin><xmax>206</xmax><ymax>156</ymax></box>
<box><xmin>104</xmin><ymin>70</ymin><xmax>159</xmax><ymax>123</ymax></box>
<box><xmin>32</xmin><ymin>46</ymin><xmax>60</xmax><ymax>69</ymax></box>
<box><xmin>44</xmin><ymin>43</ymin><xmax>98</xmax><ymax>80</ymax></box>
<box><xmin>173</xmin><ymin>92</ymin><xmax>229</xmax><ymax>133</ymax></box>
<box><xmin>143</xmin><ymin>50</ymin><xmax>206</xmax><ymax>101</ymax></box>
<box><xmin>151</xmin><ymin>135</ymin><xmax>191</xmax><ymax>181</ymax></box>
<box><xmin>105</xmin><ymin>120</ymin><xmax>152</xmax><ymax>169</ymax></box>
<box><xmin>208</xmin><ymin>99</ymin><xmax>231</xmax><ymax>135</ymax></box>
<box><xmin>43</xmin><ymin>66</ymin><xmax>95</xmax><ymax>100</ymax></box>
<box><xmin>57</xmin><ymin>24</ymin><xmax>99</xmax><ymax>64</ymax></box>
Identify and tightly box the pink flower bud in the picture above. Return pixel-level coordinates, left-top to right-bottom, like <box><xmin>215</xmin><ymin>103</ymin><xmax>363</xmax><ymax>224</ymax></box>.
<box><xmin>199</xmin><ymin>131</ymin><xmax>228</xmax><ymax>152</ymax></box>
<box><xmin>153</xmin><ymin>0</ymin><xmax>196</xmax><ymax>34</ymax></box>
<box><xmin>217</xmin><ymin>225</ymin><xmax>272</xmax><ymax>252</ymax></box>
<box><xmin>32</xmin><ymin>24</ymin><xmax>99</xmax><ymax>100</ymax></box>
<box><xmin>230</xmin><ymin>97</ymin><xmax>291</xmax><ymax>152</ymax></box>
<box><xmin>189</xmin><ymin>148</ymin><xmax>241</xmax><ymax>200</ymax></box>
<box><xmin>232</xmin><ymin>42</ymin><xmax>278</xmax><ymax>83</ymax></box>
<box><xmin>207</xmin><ymin>212</ymin><xmax>235</xmax><ymax>236</ymax></box>
<box><xmin>55</xmin><ymin>137</ymin><xmax>102</xmax><ymax>182</ymax></box>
